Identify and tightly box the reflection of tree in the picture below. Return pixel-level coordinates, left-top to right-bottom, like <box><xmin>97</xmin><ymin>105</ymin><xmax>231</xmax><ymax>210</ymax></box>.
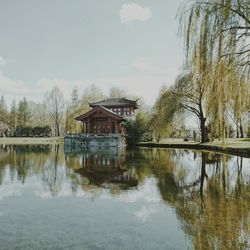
<box><xmin>0</xmin><ymin>145</ymin><xmax>51</xmax><ymax>184</ymax></box>
<box><xmin>0</xmin><ymin>145</ymin><xmax>66</xmax><ymax>197</ymax></box>
<box><xmin>0</xmin><ymin>145</ymin><xmax>249</xmax><ymax>248</ymax></box>
<box><xmin>146</xmin><ymin>149</ymin><xmax>250</xmax><ymax>250</ymax></box>
<box><xmin>42</xmin><ymin>145</ymin><xmax>64</xmax><ymax>196</ymax></box>
<box><xmin>0</xmin><ymin>146</ymin><xmax>9</xmax><ymax>185</ymax></box>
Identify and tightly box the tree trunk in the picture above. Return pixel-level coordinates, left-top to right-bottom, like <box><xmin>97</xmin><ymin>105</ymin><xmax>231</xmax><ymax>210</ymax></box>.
<box><xmin>236</xmin><ymin>123</ymin><xmax>239</xmax><ymax>138</ymax></box>
<box><xmin>200</xmin><ymin>152</ymin><xmax>207</xmax><ymax>201</ymax></box>
<box><xmin>239</xmin><ymin>121</ymin><xmax>244</xmax><ymax>138</ymax></box>
<box><xmin>200</xmin><ymin>116</ymin><xmax>207</xmax><ymax>143</ymax></box>
<box><xmin>56</xmin><ymin>124</ymin><xmax>60</xmax><ymax>137</ymax></box>
<box><xmin>55</xmin><ymin>120</ymin><xmax>60</xmax><ymax>137</ymax></box>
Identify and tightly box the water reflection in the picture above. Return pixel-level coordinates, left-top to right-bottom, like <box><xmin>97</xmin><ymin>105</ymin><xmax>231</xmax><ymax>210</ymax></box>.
<box><xmin>0</xmin><ymin>145</ymin><xmax>249</xmax><ymax>249</ymax></box>
<box><xmin>148</xmin><ymin>150</ymin><xmax>250</xmax><ymax>249</ymax></box>
<box><xmin>65</xmin><ymin>148</ymin><xmax>139</xmax><ymax>192</ymax></box>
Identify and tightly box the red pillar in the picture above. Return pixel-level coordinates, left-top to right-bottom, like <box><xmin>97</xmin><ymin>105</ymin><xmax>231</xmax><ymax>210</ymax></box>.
<box><xmin>109</xmin><ymin>118</ymin><xmax>112</xmax><ymax>133</ymax></box>
<box><xmin>87</xmin><ymin>119</ymin><xmax>91</xmax><ymax>134</ymax></box>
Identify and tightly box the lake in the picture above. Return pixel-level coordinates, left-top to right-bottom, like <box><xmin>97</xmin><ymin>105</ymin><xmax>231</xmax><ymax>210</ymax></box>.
<box><xmin>0</xmin><ymin>145</ymin><xmax>249</xmax><ymax>250</ymax></box>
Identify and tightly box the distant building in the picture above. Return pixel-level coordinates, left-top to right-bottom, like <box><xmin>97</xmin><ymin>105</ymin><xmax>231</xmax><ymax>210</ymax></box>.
<box><xmin>75</xmin><ymin>98</ymin><xmax>138</xmax><ymax>134</ymax></box>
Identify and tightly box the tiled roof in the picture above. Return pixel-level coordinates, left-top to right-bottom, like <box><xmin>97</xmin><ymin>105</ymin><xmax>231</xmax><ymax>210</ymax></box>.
<box><xmin>75</xmin><ymin>105</ymin><xmax>124</xmax><ymax>121</ymax></box>
<box><xmin>90</xmin><ymin>97</ymin><xmax>138</xmax><ymax>107</ymax></box>
<box><xmin>100</xmin><ymin>105</ymin><xmax>123</xmax><ymax>117</ymax></box>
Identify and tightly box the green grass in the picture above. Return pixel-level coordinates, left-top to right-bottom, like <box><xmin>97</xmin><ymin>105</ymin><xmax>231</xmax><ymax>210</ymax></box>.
<box><xmin>242</xmin><ymin>138</ymin><xmax>250</xmax><ymax>142</ymax></box>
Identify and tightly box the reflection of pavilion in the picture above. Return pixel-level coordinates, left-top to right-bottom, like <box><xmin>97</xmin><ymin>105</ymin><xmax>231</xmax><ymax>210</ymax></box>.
<box><xmin>65</xmin><ymin>148</ymin><xmax>138</xmax><ymax>190</ymax></box>
<box><xmin>75</xmin><ymin>167</ymin><xmax>138</xmax><ymax>190</ymax></box>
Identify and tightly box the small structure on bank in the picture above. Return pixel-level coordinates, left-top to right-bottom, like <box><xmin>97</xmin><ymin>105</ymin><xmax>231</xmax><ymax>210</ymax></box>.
<box><xmin>64</xmin><ymin>97</ymin><xmax>138</xmax><ymax>148</ymax></box>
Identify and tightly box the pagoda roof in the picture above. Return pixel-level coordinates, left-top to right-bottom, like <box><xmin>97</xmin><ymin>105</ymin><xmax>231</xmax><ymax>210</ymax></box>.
<box><xmin>89</xmin><ymin>97</ymin><xmax>138</xmax><ymax>108</ymax></box>
<box><xmin>75</xmin><ymin>105</ymin><xmax>124</xmax><ymax>122</ymax></box>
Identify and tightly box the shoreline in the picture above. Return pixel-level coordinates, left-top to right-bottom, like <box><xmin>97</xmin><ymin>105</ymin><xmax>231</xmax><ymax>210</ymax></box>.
<box><xmin>0</xmin><ymin>137</ymin><xmax>64</xmax><ymax>145</ymax></box>
<box><xmin>137</xmin><ymin>139</ymin><xmax>250</xmax><ymax>158</ymax></box>
<box><xmin>0</xmin><ymin>137</ymin><xmax>249</xmax><ymax>157</ymax></box>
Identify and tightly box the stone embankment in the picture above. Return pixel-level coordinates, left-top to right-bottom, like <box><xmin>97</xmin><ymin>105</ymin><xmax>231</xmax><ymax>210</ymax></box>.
<box><xmin>137</xmin><ymin>139</ymin><xmax>250</xmax><ymax>157</ymax></box>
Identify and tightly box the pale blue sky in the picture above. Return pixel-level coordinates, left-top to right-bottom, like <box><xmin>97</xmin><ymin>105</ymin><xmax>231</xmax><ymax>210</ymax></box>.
<box><xmin>0</xmin><ymin>0</ymin><xmax>185</xmax><ymax>105</ymax></box>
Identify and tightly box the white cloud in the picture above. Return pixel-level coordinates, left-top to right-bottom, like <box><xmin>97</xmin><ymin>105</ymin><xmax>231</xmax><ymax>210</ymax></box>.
<box><xmin>120</xmin><ymin>3</ymin><xmax>151</xmax><ymax>23</ymax></box>
<box><xmin>0</xmin><ymin>56</ymin><xmax>8</xmax><ymax>66</ymax></box>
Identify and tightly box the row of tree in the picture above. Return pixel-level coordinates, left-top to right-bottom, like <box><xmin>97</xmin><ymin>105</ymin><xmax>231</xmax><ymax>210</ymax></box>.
<box><xmin>0</xmin><ymin>85</ymin><xmax>146</xmax><ymax>137</ymax></box>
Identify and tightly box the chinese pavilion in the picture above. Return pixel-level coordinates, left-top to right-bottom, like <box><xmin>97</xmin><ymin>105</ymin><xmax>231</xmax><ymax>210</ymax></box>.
<box><xmin>75</xmin><ymin>97</ymin><xmax>138</xmax><ymax>134</ymax></box>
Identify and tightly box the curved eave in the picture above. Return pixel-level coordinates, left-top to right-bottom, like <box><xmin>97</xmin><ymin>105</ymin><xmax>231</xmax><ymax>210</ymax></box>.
<box><xmin>75</xmin><ymin>105</ymin><xmax>125</xmax><ymax>122</ymax></box>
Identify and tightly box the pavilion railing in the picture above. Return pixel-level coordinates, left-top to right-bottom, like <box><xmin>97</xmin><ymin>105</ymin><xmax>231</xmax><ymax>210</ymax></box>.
<box><xmin>65</xmin><ymin>133</ymin><xmax>126</xmax><ymax>138</ymax></box>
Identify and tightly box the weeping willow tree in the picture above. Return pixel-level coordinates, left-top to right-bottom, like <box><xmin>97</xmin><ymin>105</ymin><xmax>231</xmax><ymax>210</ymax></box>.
<box><xmin>179</xmin><ymin>0</ymin><xmax>249</xmax><ymax>72</ymax></box>
<box><xmin>150</xmin><ymin>86</ymin><xmax>183</xmax><ymax>142</ymax></box>
<box><xmin>229</xmin><ymin>76</ymin><xmax>250</xmax><ymax>138</ymax></box>
<box><xmin>153</xmin><ymin>71</ymin><xmax>209</xmax><ymax>143</ymax></box>
<box><xmin>179</xmin><ymin>0</ymin><xmax>250</xmax><ymax>144</ymax></box>
<box><xmin>149</xmin><ymin>87</ymin><xmax>177</xmax><ymax>141</ymax></box>
<box><xmin>174</xmin><ymin>71</ymin><xmax>209</xmax><ymax>142</ymax></box>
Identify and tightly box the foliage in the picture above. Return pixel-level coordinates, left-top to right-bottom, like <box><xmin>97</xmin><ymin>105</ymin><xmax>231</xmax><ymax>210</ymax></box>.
<box><xmin>247</xmin><ymin>123</ymin><xmax>250</xmax><ymax>138</ymax></box>
<box><xmin>14</xmin><ymin>126</ymin><xmax>51</xmax><ymax>137</ymax></box>
<box><xmin>0</xmin><ymin>96</ymin><xmax>8</xmax><ymax>124</ymax></box>
<box><xmin>175</xmin><ymin>72</ymin><xmax>208</xmax><ymax>142</ymax></box>
<box><xmin>177</xmin><ymin>0</ymin><xmax>250</xmax><ymax>144</ymax></box>
<box><xmin>65</xmin><ymin>86</ymin><xmax>82</xmax><ymax>133</ymax></box>
<box><xmin>29</xmin><ymin>102</ymin><xmax>50</xmax><ymax>127</ymax></box>
<box><xmin>109</xmin><ymin>87</ymin><xmax>127</xmax><ymax>98</ymax></box>
<box><xmin>179</xmin><ymin>0</ymin><xmax>250</xmax><ymax>75</ymax></box>
<box><xmin>0</xmin><ymin>121</ymin><xmax>9</xmax><ymax>136</ymax></box>
<box><xmin>123</xmin><ymin>112</ymin><xmax>151</xmax><ymax>145</ymax></box>
<box><xmin>152</xmin><ymin>72</ymin><xmax>209</xmax><ymax>142</ymax></box>
<box><xmin>9</xmin><ymin>100</ymin><xmax>17</xmax><ymax>134</ymax></box>
<box><xmin>17</xmin><ymin>97</ymin><xmax>31</xmax><ymax>127</ymax></box>
<box><xmin>80</xmin><ymin>84</ymin><xmax>104</xmax><ymax>112</ymax></box>
<box><xmin>149</xmin><ymin>86</ymin><xmax>180</xmax><ymax>141</ymax></box>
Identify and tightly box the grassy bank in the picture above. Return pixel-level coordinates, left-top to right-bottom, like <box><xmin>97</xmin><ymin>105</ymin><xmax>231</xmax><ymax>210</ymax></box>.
<box><xmin>137</xmin><ymin>138</ymin><xmax>250</xmax><ymax>158</ymax></box>
<box><xmin>0</xmin><ymin>137</ymin><xmax>64</xmax><ymax>145</ymax></box>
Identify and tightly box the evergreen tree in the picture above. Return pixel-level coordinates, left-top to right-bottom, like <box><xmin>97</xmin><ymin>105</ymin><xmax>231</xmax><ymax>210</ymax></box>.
<box><xmin>71</xmin><ymin>86</ymin><xmax>80</xmax><ymax>110</ymax></box>
<box><xmin>17</xmin><ymin>97</ymin><xmax>31</xmax><ymax>127</ymax></box>
<box><xmin>0</xmin><ymin>96</ymin><xmax>8</xmax><ymax>123</ymax></box>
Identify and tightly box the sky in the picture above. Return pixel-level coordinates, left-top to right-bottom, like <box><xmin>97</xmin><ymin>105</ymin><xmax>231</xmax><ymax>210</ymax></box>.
<box><xmin>0</xmin><ymin>0</ymin><xmax>185</xmax><ymax>106</ymax></box>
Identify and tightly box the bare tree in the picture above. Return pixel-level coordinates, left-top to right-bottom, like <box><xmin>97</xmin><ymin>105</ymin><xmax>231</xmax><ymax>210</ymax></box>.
<box><xmin>45</xmin><ymin>86</ymin><xmax>64</xmax><ymax>136</ymax></box>
<box><xmin>109</xmin><ymin>87</ymin><xmax>127</xmax><ymax>98</ymax></box>
<box><xmin>30</xmin><ymin>101</ymin><xmax>50</xmax><ymax>127</ymax></box>
<box><xmin>81</xmin><ymin>84</ymin><xmax>104</xmax><ymax>112</ymax></box>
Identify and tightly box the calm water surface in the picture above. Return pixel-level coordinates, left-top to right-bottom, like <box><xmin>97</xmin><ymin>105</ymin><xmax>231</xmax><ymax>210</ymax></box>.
<box><xmin>0</xmin><ymin>145</ymin><xmax>249</xmax><ymax>250</ymax></box>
